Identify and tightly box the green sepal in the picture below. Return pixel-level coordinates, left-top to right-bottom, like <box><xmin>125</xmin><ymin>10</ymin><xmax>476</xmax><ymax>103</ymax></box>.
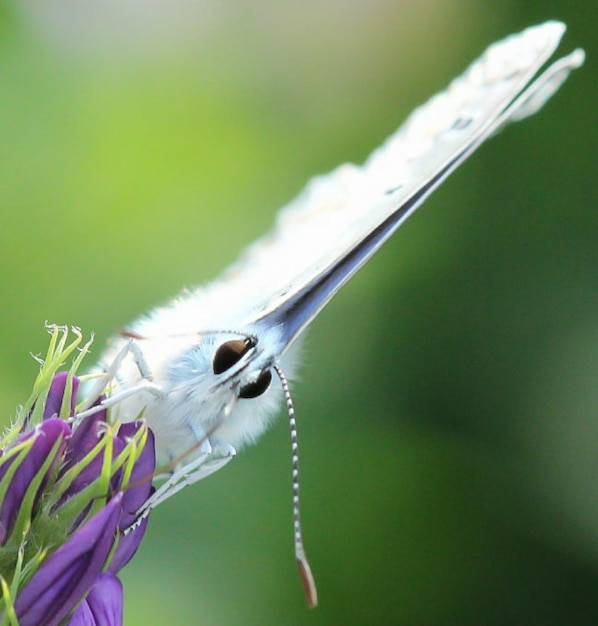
<box><xmin>0</xmin><ymin>541</ymin><xmax>25</xmax><ymax>626</ymax></box>
<box><xmin>9</xmin><ymin>434</ymin><xmax>67</xmax><ymax>549</ymax></box>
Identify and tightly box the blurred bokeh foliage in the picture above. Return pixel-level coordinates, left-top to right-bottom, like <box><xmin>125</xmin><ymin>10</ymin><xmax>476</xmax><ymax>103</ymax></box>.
<box><xmin>1</xmin><ymin>1</ymin><xmax>597</xmax><ymax>624</ymax></box>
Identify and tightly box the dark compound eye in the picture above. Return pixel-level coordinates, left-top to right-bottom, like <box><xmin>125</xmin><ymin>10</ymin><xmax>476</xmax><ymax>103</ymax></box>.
<box><xmin>213</xmin><ymin>338</ymin><xmax>255</xmax><ymax>374</ymax></box>
<box><xmin>240</xmin><ymin>369</ymin><xmax>272</xmax><ymax>399</ymax></box>
<box><xmin>213</xmin><ymin>337</ymin><xmax>271</xmax><ymax>399</ymax></box>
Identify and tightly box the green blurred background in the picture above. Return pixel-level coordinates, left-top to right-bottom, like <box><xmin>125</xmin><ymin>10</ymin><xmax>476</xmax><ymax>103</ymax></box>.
<box><xmin>1</xmin><ymin>1</ymin><xmax>596</xmax><ymax>624</ymax></box>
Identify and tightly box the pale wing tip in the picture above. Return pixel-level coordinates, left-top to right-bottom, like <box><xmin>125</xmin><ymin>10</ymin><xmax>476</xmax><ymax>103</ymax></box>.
<box><xmin>527</xmin><ymin>21</ymin><xmax>585</xmax><ymax>73</ymax></box>
<box><xmin>532</xmin><ymin>19</ymin><xmax>566</xmax><ymax>40</ymax></box>
<box><xmin>568</xmin><ymin>48</ymin><xmax>586</xmax><ymax>68</ymax></box>
<box><xmin>539</xmin><ymin>19</ymin><xmax>566</xmax><ymax>32</ymax></box>
<box><xmin>527</xmin><ymin>22</ymin><xmax>585</xmax><ymax>66</ymax></box>
<box><xmin>518</xmin><ymin>21</ymin><xmax>566</xmax><ymax>53</ymax></box>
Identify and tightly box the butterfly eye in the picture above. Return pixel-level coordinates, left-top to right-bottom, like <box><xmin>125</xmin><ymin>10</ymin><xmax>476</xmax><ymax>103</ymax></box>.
<box><xmin>213</xmin><ymin>338</ymin><xmax>255</xmax><ymax>375</ymax></box>
<box><xmin>240</xmin><ymin>369</ymin><xmax>272</xmax><ymax>399</ymax></box>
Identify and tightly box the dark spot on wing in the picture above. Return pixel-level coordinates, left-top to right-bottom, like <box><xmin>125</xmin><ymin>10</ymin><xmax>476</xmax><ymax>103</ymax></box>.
<box><xmin>384</xmin><ymin>184</ymin><xmax>403</xmax><ymax>196</ymax></box>
<box><xmin>450</xmin><ymin>116</ymin><xmax>473</xmax><ymax>131</ymax></box>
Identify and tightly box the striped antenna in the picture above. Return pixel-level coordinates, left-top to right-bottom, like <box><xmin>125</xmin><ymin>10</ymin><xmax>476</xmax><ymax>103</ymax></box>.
<box><xmin>273</xmin><ymin>363</ymin><xmax>318</xmax><ymax>608</ymax></box>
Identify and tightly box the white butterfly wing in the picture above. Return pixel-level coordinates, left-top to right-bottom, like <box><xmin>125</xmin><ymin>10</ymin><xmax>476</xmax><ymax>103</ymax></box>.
<box><xmin>131</xmin><ymin>22</ymin><xmax>583</xmax><ymax>347</ymax></box>
<box><xmin>154</xmin><ymin>21</ymin><xmax>581</xmax><ymax>346</ymax></box>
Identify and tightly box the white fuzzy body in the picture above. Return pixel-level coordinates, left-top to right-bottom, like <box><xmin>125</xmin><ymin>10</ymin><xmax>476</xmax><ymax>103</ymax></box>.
<box><xmin>100</xmin><ymin>284</ymin><xmax>301</xmax><ymax>463</ymax></box>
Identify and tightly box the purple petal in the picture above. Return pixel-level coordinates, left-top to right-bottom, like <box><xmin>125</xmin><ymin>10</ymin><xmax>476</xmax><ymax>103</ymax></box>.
<box><xmin>108</xmin><ymin>516</ymin><xmax>149</xmax><ymax>574</ymax></box>
<box><xmin>116</xmin><ymin>423</ymin><xmax>155</xmax><ymax>530</ymax></box>
<box><xmin>108</xmin><ymin>437</ymin><xmax>126</xmax><ymax>497</ymax></box>
<box><xmin>43</xmin><ymin>372</ymin><xmax>80</xmax><ymax>420</ymax></box>
<box><xmin>58</xmin><ymin>403</ymin><xmax>110</xmax><ymax>505</ymax></box>
<box><xmin>62</xmin><ymin>401</ymin><xmax>108</xmax><ymax>473</ymax></box>
<box><xmin>67</xmin><ymin>598</ymin><xmax>95</xmax><ymax>626</ymax></box>
<box><xmin>15</xmin><ymin>492</ymin><xmax>123</xmax><ymax>626</ymax></box>
<box><xmin>0</xmin><ymin>419</ymin><xmax>71</xmax><ymax>545</ymax></box>
<box><xmin>68</xmin><ymin>573</ymin><xmax>123</xmax><ymax>626</ymax></box>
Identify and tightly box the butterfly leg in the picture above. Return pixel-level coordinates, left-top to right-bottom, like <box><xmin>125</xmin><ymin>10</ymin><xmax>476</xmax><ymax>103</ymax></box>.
<box><xmin>77</xmin><ymin>339</ymin><xmax>165</xmax><ymax>419</ymax></box>
<box><xmin>135</xmin><ymin>435</ymin><xmax>236</xmax><ymax>520</ymax></box>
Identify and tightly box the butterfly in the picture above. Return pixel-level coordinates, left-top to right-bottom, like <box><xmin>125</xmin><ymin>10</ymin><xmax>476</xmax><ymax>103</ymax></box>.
<box><xmin>80</xmin><ymin>21</ymin><xmax>583</xmax><ymax>606</ymax></box>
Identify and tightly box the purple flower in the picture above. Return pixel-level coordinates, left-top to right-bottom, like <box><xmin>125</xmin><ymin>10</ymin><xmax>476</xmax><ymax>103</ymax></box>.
<box><xmin>14</xmin><ymin>494</ymin><xmax>123</xmax><ymax>626</ymax></box>
<box><xmin>1</xmin><ymin>369</ymin><xmax>156</xmax><ymax>626</ymax></box>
